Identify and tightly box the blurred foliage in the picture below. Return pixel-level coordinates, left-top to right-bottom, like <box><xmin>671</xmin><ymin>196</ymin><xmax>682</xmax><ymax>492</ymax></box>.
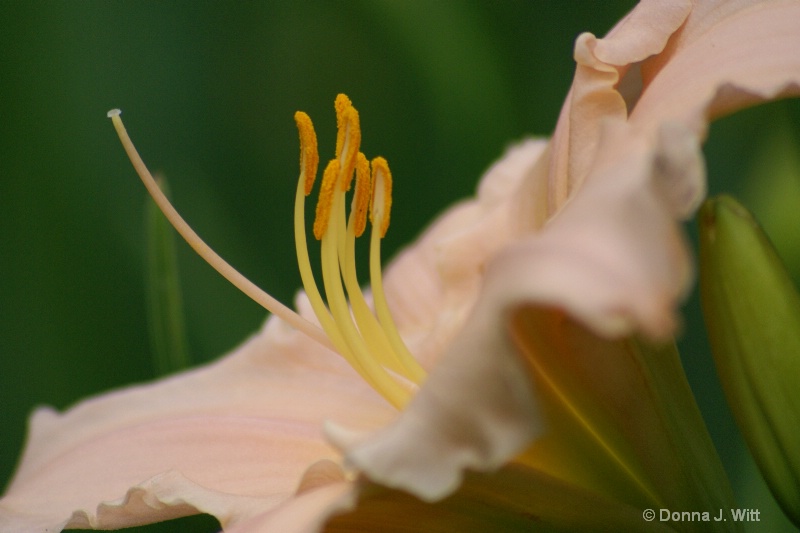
<box><xmin>1</xmin><ymin>2</ymin><xmax>798</xmax><ymax>532</ymax></box>
<box><xmin>145</xmin><ymin>176</ymin><xmax>191</xmax><ymax>376</ymax></box>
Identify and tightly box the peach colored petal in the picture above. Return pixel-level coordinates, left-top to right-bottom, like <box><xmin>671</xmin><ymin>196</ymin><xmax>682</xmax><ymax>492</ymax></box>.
<box><xmin>224</xmin><ymin>481</ymin><xmax>357</xmax><ymax>533</ymax></box>
<box><xmin>323</xmin><ymin>143</ymin><xmax>554</xmax><ymax>502</ymax></box>
<box><xmin>592</xmin><ymin>0</ymin><xmax>691</xmax><ymax>66</ymax></box>
<box><xmin>325</xmin><ymin>106</ymin><xmax>698</xmax><ymax>505</ymax></box>
<box><xmin>642</xmin><ymin>0</ymin><xmax>780</xmax><ymax>80</ymax></box>
<box><xmin>633</xmin><ymin>1</ymin><xmax>800</xmax><ymax>138</ymax></box>
<box><xmin>519</xmin><ymin>122</ymin><xmax>694</xmax><ymax>339</ymax></box>
<box><xmin>0</xmin><ymin>317</ymin><xmax>394</xmax><ymax>531</ymax></box>
<box><xmin>543</xmin><ymin>0</ymin><xmax>800</xmax><ymax>340</ymax></box>
<box><xmin>381</xmin><ymin>138</ymin><xmax>549</xmax><ymax>368</ymax></box>
<box><xmin>547</xmin><ymin>0</ymin><xmax>691</xmax><ymax>212</ymax></box>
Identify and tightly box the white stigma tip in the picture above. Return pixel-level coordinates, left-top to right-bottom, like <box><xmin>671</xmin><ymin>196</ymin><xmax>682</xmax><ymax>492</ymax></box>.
<box><xmin>107</xmin><ymin>109</ymin><xmax>121</xmax><ymax>118</ymax></box>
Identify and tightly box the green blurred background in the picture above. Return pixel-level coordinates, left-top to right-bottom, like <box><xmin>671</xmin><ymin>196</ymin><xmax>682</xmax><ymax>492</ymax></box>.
<box><xmin>1</xmin><ymin>2</ymin><xmax>798</xmax><ymax>531</ymax></box>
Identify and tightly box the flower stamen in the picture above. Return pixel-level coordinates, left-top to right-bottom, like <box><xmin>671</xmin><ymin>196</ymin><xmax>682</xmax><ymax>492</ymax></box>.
<box><xmin>297</xmin><ymin>95</ymin><xmax>426</xmax><ymax>405</ymax></box>
<box><xmin>109</xmin><ymin>93</ymin><xmax>426</xmax><ymax>409</ymax></box>
<box><xmin>369</xmin><ymin>159</ymin><xmax>426</xmax><ymax>381</ymax></box>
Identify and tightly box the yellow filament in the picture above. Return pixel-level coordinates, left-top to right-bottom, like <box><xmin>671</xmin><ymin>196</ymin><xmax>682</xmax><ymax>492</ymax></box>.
<box><xmin>294</xmin><ymin>111</ymin><xmax>319</xmax><ymax>195</ymax></box>
<box><xmin>294</xmin><ymin>154</ymin><xmax>371</xmax><ymax>383</ymax></box>
<box><xmin>370</xmin><ymin>157</ymin><xmax>392</xmax><ymax>238</ymax></box>
<box><xmin>295</xmin><ymin>99</ymin><xmax>420</xmax><ymax>403</ymax></box>
<box><xmin>340</xmin><ymin>168</ymin><xmax>414</xmax><ymax>378</ymax></box>
<box><xmin>106</xmin><ymin>109</ymin><xmax>334</xmax><ymax>351</ymax></box>
<box><xmin>369</xmin><ymin>219</ymin><xmax>427</xmax><ymax>382</ymax></box>
<box><xmin>319</xmin><ymin>184</ymin><xmax>412</xmax><ymax>408</ymax></box>
<box><xmin>366</xmin><ymin>157</ymin><xmax>425</xmax><ymax>380</ymax></box>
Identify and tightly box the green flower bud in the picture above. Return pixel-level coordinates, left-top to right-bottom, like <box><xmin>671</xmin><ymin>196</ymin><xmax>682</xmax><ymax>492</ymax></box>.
<box><xmin>699</xmin><ymin>195</ymin><xmax>800</xmax><ymax>526</ymax></box>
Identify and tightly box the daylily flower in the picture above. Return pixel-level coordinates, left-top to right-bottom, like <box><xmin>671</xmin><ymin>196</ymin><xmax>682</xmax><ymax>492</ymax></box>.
<box><xmin>2</xmin><ymin>0</ymin><xmax>800</xmax><ymax>531</ymax></box>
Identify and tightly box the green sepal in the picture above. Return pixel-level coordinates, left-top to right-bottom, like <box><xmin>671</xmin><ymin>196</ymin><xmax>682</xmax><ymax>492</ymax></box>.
<box><xmin>145</xmin><ymin>176</ymin><xmax>191</xmax><ymax>376</ymax></box>
<box><xmin>699</xmin><ymin>195</ymin><xmax>800</xmax><ymax>526</ymax></box>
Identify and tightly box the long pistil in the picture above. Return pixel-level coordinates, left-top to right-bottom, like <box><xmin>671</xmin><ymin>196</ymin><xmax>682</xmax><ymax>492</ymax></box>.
<box><xmin>107</xmin><ymin>109</ymin><xmax>333</xmax><ymax>351</ymax></box>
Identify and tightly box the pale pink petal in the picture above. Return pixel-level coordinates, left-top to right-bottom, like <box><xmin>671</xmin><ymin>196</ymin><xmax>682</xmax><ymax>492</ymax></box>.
<box><xmin>382</xmin><ymin>138</ymin><xmax>549</xmax><ymax>368</ymax></box>
<box><xmin>592</xmin><ymin>0</ymin><xmax>692</xmax><ymax>66</ymax></box>
<box><xmin>224</xmin><ymin>481</ymin><xmax>357</xmax><ymax>533</ymax></box>
<box><xmin>545</xmin><ymin>0</ymin><xmax>800</xmax><ymax>336</ymax></box>
<box><xmin>547</xmin><ymin>0</ymin><xmax>691</xmax><ymax>211</ymax></box>
<box><xmin>326</xmin><ymin>100</ymin><xmax>699</xmax><ymax>505</ymax></box>
<box><xmin>642</xmin><ymin>0</ymin><xmax>782</xmax><ymax>80</ymax></box>
<box><xmin>325</xmin><ymin>287</ymin><xmax>540</xmax><ymax>501</ymax></box>
<box><xmin>321</xmin><ymin>141</ymin><xmax>555</xmax><ymax>502</ymax></box>
<box><xmin>517</xmin><ymin>121</ymin><xmax>695</xmax><ymax>339</ymax></box>
<box><xmin>633</xmin><ymin>1</ymin><xmax>800</xmax><ymax>138</ymax></box>
<box><xmin>0</xmin><ymin>316</ymin><xmax>395</xmax><ymax>531</ymax></box>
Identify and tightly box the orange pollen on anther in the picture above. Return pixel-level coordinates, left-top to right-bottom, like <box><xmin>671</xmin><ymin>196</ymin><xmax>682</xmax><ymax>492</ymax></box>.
<box><xmin>294</xmin><ymin>111</ymin><xmax>319</xmax><ymax>196</ymax></box>
<box><xmin>338</xmin><ymin>107</ymin><xmax>361</xmax><ymax>192</ymax></box>
<box><xmin>353</xmin><ymin>152</ymin><xmax>372</xmax><ymax>237</ymax></box>
<box><xmin>334</xmin><ymin>93</ymin><xmax>353</xmax><ymax>157</ymax></box>
<box><xmin>370</xmin><ymin>156</ymin><xmax>393</xmax><ymax>238</ymax></box>
<box><xmin>313</xmin><ymin>159</ymin><xmax>340</xmax><ymax>240</ymax></box>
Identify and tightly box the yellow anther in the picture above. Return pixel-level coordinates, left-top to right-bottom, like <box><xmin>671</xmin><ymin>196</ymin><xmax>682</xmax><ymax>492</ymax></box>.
<box><xmin>334</xmin><ymin>93</ymin><xmax>353</xmax><ymax>157</ymax></box>
<box><xmin>313</xmin><ymin>159</ymin><xmax>339</xmax><ymax>240</ymax></box>
<box><xmin>337</xmin><ymin>106</ymin><xmax>361</xmax><ymax>192</ymax></box>
<box><xmin>370</xmin><ymin>157</ymin><xmax>392</xmax><ymax>238</ymax></box>
<box><xmin>352</xmin><ymin>152</ymin><xmax>371</xmax><ymax>238</ymax></box>
<box><xmin>294</xmin><ymin>111</ymin><xmax>319</xmax><ymax>196</ymax></box>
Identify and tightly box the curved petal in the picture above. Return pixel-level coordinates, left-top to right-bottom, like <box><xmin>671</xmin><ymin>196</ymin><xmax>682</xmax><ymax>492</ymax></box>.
<box><xmin>326</xmin><ymin>123</ymin><xmax>698</xmax><ymax>502</ymax></box>
<box><xmin>321</xmin><ymin>142</ymin><xmax>554</xmax><ymax>499</ymax></box>
<box><xmin>633</xmin><ymin>0</ymin><xmax>800</xmax><ymax>137</ymax></box>
<box><xmin>325</xmin><ymin>286</ymin><xmax>540</xmax><ymax>501</ymax></box>
<box><xmin>0</xmin><ymin>316</ymin><xmax>395</xmax><ymax>531</ymax></box>
<box><xmin>543</xmin><ymin>0</ymin><xmax>800</xmax><ymax>341</ymax></box>
<box><xmin>642</xmin><ymin>0</ymin><xmax>790</xmax><ymax>82</ymax></box>
<box><xmin>547</xmin><ymin>0</ymin><xmax>691</xmax><ymax>212</ymax></box>
<box><xmin>520</xmin><ymin>121</ymin><xmax>694</xmax><ymax>339</ymax></box>
<box><xmin>381</xmin><ymin>138</ymin><xmax>549</xmax><ymax>368</ymax></box>
<box><xmin>225</xmin><ymin>461</ymin><xmax>360</xmax><ymax>533</ymax></box>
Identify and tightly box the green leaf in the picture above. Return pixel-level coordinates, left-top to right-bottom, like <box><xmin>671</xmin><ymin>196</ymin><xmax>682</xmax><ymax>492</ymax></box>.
<box><xmin>699</xmin><ymin>195</ymin><xmax>800</xmax><ymax>526</ymax></box>
<box><xmin>145</xmin><ymin>176</ymin><xmax>191</xmax><ymax>376</ymax></box>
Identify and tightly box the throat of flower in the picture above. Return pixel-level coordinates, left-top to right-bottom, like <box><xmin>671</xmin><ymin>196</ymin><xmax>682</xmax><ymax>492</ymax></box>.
<box><xmin>107</xmin><ymin>94</ymin><xmax>425</xmax><ymax>410</ymax></box>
